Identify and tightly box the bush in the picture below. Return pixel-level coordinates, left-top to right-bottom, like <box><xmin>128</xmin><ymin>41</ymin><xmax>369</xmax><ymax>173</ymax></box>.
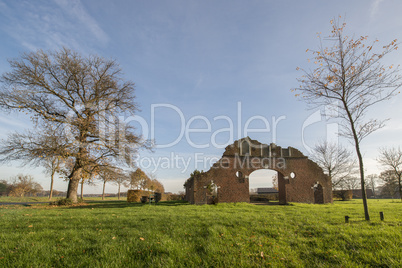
<box><xmin>250</xmin><ymin>193</ymin><xmax>279</xmax><ymax>202</ymax></box>
<box><xmin>154</xmin><ymin>192</ymin><xmax>162</xmax><ymax>203</ymax></box>
<box><xmin>167</xmin><ymin>194</ymin><xmax>185</xmax><ymax>201</ymax></box>
<box><xmin>127</xmin><ymin>190</ymin><xmax>143</xmax><ymax>202</ymax></box>
<box><xmin>333</xmin><ymin>190</ymin><xmax>353</xmax><ymax>201</ymax></box>
<box><xmin>50</xmin><ymin>198</ymin><xmax>73</xmax><ymax>206</ymax></box>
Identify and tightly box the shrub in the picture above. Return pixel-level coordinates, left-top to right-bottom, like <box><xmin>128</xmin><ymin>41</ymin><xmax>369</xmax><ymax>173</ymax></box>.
<box><xmin>167</xmin><ymin>194</ymin><xmax>185</xmax><ymax>201</ymax></box>
<box><xmin>333</xmin><ymin>190</ymin><xmax>353</xmax><ymax>201</ymax></box>
<box><xmin>50</xmin><ymin>198</ymin><xmax>73</xmax><ymax>206</ymax></box>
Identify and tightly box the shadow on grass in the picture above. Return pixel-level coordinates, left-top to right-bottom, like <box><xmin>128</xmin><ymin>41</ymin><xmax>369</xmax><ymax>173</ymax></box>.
<box><xmin>67</xmin><ymin>200</ymin><xmax>190</xmax><ymax>209</ymax></box>
<box><xmin>250</xmin><ymin>201</ymin><xmax>294</xmax><ymax>206</ymax></box>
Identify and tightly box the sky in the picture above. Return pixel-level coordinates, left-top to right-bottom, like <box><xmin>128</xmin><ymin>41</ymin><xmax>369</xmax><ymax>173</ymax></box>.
<box><xmin>0</xmin><ymin>0</ymin><xmax>402</xmax><ymax>194</ymax></box>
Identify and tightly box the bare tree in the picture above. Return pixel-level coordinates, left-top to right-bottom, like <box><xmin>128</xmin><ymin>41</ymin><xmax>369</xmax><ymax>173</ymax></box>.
<box><xmin>79</xmin><ymin>169</ymin><xmax>97</xmax><ymax>199</ymax></box>
<box><xmin>43</xmin><ymin>156</ymin><xmax>63</xmax><ymax>200</ymax></box>
<box><xmin>0</xmin><ymin>127</ymin><xmax>65</xmax><ymax>164</ymax></box>
<box><xmin>0</xmin><ymin>126</ymin><xmax>68</xmax><ymax>200</ymax></box>
<box><xmin>310</xmin><ymin>141</ymin><xmax>356</xmax><ymax>189</ymax></box>
<box><xmin>8</xmin><ymin>174</ymin><xmax>43</xmax><ymax>197</ymax></box>
<box><xmin>97</xmin><ymin>165</ymin><xmax>120</xmax><ymax>201</ymax></box>
<box><xmin>0</xmin><ymin>48</ymin><xmax>150</xmax><ymax>202</ymax></box>
<box><xmin>344</xmin><ymin>176</ymin><xmax>359</xmax><ymax>191</ymax></box>
<box><xmin>293</xmin><ymin>18</ymin><xmax>402</xmax><ymax>220</ymax></box>
<box><xmin>377</xmin><ymin>147</ymin><xmax>402</xmax><ymax>201</ymax></box>
<box><xmin>378</xmin><ymin>170</ymin><xmax>399</xmax><ymax>198</ymax></box>
<box><xmin>249</xmin><ymin>188</ymin><xmax>257</xmax><ymax>194</ymax></box>
<box><xmin>366</xmin><ymin>174</ymin><xmax>378</xmax><ymax>198</ymax></box>
<box><xmin>113</xmin><ymin>172</ymin><xmax>129</xmax><ymax>200</ymax></box>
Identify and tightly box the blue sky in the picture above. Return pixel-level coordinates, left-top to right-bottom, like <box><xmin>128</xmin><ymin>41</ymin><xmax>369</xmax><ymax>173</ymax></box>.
<box><xmin>0</xmin><ymin>0</ymin><xmax>402</xmax><ymax>193</ymax></box>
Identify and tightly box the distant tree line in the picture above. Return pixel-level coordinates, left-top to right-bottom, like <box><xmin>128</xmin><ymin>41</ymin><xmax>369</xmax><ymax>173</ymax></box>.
<box><xmin>0</xmin><ymin>174</ymin><xmax>42</xmax><ymax>197</ymax></box>
<box><xmin>311</xmin><ymin>141</ymin><xmax>402</xmax><ymax>200</ymax></box>
<box><xmin>0</xmin><ymin>169</ymin><xmax>168</xmax><ymax>199</ymax></box>
<box><xmin>0</xmin><ymin>168</ymin><xmax>166</xmax><ymax>201</ymax></box>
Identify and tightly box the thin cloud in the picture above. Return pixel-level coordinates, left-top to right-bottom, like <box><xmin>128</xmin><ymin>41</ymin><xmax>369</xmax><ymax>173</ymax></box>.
<box><xmin>54</xmin><ymin>0</ymin><xmax>109</xmax><ymax>45</ymax></box>
<box><xmin>194</xmin><ymin>75</ymin><xmax>203</xmax><ymax>89</ymax></box>
<box><xmin>0</xmin><ymin>0</ymin><xmax>108</xmax><ymax>52</ymax></box>
<box><xmin>371</xmin><ymin>0</ymin><xmax>385</xmax><ymax>18</ymax></box>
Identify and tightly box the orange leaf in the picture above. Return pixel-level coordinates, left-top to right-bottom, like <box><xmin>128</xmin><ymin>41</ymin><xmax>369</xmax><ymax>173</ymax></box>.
<box><xmin>140</xmin><ymin>237</ymin><xmax>145</xmax><ymax>241</ymax></box>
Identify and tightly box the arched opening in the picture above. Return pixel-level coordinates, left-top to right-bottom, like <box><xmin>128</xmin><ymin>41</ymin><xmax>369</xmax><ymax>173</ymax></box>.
<box><xmin>240</xmin><ymin>140</ymin><xmax>250</xmax><ymax>156</ymax></box>
<box><xmin>249</xmin><ymin>169</ymin><xmax>281</xmax><ymax>204</ymax></box>
<box><xmin>314</xmin><ymin>183</ymin><xmax>324</xmax><ymax>204</ymax></box>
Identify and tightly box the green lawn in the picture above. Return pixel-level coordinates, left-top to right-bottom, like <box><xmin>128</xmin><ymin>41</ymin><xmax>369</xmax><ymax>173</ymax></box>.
<box><xmin>0</xmin><ymin>199</ymin><xmax>401</xmax><ymax>267</ymax></box>
<box><xmin>0</xmin><ymin>196</ymin><xmax>51</xmax><ymax>203</ymax></box>
<box><xmin>0</xmin><ymin>196</ymin><xmax>123</xmax><ymax>203</ymax></box>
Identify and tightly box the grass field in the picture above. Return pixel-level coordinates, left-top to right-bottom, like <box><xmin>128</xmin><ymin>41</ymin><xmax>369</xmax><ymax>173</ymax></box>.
<box><xmin>0</xmin><ymin>196</ymin><xmax>124</xmax><ymax>203</ymax></box>
<box><xmin>0</xmin><ymin>199</ymin><xmax>401</xmax><ymax>267</ymax></box>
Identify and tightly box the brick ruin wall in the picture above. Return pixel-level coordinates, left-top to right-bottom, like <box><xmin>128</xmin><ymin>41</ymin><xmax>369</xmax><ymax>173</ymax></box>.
<box><xmin>184</xmin><ymin>137</ymin><xmax>332</xmax><ymax>205</ymax></box>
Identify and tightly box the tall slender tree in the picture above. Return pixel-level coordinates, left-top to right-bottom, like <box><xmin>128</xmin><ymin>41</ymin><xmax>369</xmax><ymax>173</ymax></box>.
<box><xmin>43</xmin><ymin>156</ymin><xmax>63</xmax><ymax>200</ymax></box>
<box><xmin>98</xmin><ymin>165</ymin><xmax>120</xmax><ymax>200</ymax></box>
<box><xmin>366</xmin><ymin>174</ymin><xmax>378</xmax><ymax>198</ymax></box>
<box><xmin>113</xmin><ymin>172</ymin><xmax>129</xmax><ymax>200</ymax></box>
<box><xmin>293</xmin><ymin>18</ymin><xmax>402</xmax><ymax>220</ymax></box>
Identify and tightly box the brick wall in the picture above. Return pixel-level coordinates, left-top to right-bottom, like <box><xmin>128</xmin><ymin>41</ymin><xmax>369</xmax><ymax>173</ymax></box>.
<box><xmin>185</xmin><ymin>138</ymin><xmax>332</xmax><ymax>205</ymax></box>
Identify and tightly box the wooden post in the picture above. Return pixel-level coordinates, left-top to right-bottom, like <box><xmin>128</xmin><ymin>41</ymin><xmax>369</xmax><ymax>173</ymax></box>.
<box><xmin>345</xmin><ymin>216</ymin><xmax>350</xmax><ymax>223</ymax></box>
<box><xmin>379</xmin><ymin>212</ymin><xmax>384</xmax><ymax>221</ymax></box>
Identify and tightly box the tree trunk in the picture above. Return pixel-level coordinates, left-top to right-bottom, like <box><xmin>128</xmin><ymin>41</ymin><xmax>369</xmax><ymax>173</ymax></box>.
<box><xmin>371</xmin><ymin>179</ymin><xmax>376</xmax><ymax>198</ymax></box>
<box><xmin>80</xmin><ymin>179</ymin><xmax>84</xmax><ymax>199</ymax></box>
<box><xmin>356</xmin><ymin>144</ymin><xmax>370</xmax><ymax>220</ymax></box>
<box><xmin>343</xmin><ymin>101</ymin><xmax>370</xmax><ymax>220</ymax></box>
<box><xmin>398</xmin><ymin>174</ymin><xmax>402</xmax><ymax>202</ymax></box>
<box><xmin>66</xmin><ymin>167</ymin><xmax>82</xmax><ymax>203</ymax></box>
<box><xmin>118</xmin><ymin>183</ymin><xmax>121</xmax><ymax>200</ymax></box>
<box><xmin>102</xmin><ymin>180</ymin><xmax>106</xmax><ymax>201</ymax></box>
<box><xmin>49</xmin><ymin>171</ymin><xmax>54</xmax><ymax>201</ymax></box>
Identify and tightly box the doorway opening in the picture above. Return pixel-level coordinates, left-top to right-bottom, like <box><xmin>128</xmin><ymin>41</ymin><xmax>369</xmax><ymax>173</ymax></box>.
<box><xmin>314</xmin><ymin>183</ymin><xmax>324</xmax><ymax>204</ymax></box>
<box><xmin>249</xmin><ymin>169</ymin><xmax>280</xmax><ymax>204</ymax></box>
